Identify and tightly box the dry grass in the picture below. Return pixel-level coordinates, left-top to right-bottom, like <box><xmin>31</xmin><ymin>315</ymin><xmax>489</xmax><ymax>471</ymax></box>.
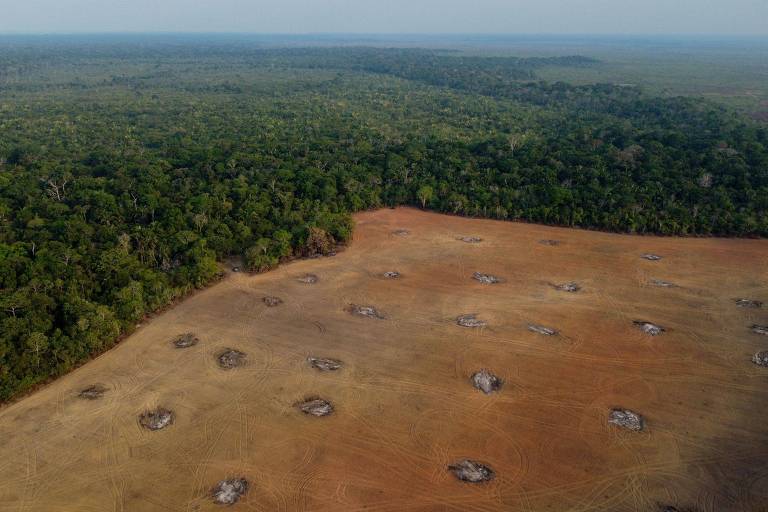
<box><xmin>0</xmin><ymin>207</ymin><xmax>767</xmax><ymax>511</ymax></box>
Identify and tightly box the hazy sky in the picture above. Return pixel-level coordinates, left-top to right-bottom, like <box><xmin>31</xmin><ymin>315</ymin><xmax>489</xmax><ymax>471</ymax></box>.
<box><xmin>1</xmin><ymin>0</ymin><xmax>766</xmax><ymax>35</ymax></box>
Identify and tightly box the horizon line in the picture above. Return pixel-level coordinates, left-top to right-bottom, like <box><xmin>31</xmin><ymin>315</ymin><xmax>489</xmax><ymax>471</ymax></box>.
<box><xmin>1</xmin><ymin>31</ymin><xmax>767</xmax><ymax>39</ymax></box>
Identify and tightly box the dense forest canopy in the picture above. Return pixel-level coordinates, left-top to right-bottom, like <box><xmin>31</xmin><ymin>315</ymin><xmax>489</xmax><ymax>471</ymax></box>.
<box><xmin>0</xmin><ymin>40</ymin><xmax>766</xmax><ymax>400</ymax></box>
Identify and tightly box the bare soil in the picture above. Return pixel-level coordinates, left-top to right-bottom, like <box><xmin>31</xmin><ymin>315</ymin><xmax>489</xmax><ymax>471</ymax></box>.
<box><xmin>1</xmin><ymin>207</ymin><xmax>767</xmax><ymax>512</ymax></box>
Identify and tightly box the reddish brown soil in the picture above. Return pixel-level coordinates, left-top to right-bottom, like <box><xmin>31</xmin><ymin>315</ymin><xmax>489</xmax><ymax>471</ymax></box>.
<box><xmin>0</xmin><ymin>207</ymin><xmax>766</xmax><ymax>511</ymax></box>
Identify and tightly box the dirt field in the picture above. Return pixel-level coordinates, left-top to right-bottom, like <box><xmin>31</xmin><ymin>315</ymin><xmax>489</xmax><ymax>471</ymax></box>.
<box><xmin>1</xmin><ymin>207</ymin><xmax>767</xmax><ymax>512</ymax></box>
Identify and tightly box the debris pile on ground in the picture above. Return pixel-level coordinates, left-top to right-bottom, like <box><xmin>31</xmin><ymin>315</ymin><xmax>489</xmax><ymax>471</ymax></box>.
<box><xmin>527</xmin><ymin>324</ymin><xmax>558</xmax><ymax>336</ymax></box>
<box><xmin>641</xmin><ymin>254</ymin><xmax>663</xmax><ymax>261</ymax></box>
<box><xmin>752</xmin><ymin>351</ymin><xmax>768</xmax><ymax>367</ymax></box>
<box><xmin>457</xmin><ymin>314</ymin><xmax>487</xmax><ymax>328</ymax></box>
<box><xmin>393</xmin><ymin>229</ymin><xmax>410</xmax><ymax>236</ymax></box>
<box><xmin>554</xmin><ymin>282</ymin><xmax>581</xmax><ymax>293</ymax></box>
<box><xmin>139</xmin><ymin>408</ymin><xmax>174</xmax><ymax>431</ymax></box>
<box><xmin>78</xmin><ymin>384</ymin><xmax>107</xmax><ymax>400</ymax></box>
<box><xmin>608</xmin><ymin>408</ymin><xmax>644</xmax><ymax>431</ymax></box>
<box><xmin>751</xmin><ymin>325</ymin><xmax>768</xmax><ymax>336</ymax></box>
<box><xmin>471</xmin><ymin>370</ymin><xmax>503</xmax><ymax>394</ymax></box>
<box><xmin>297</xmin><ymin>274</ymin><xmax>318</xmax><ymax>284</ymax></box>
<box><xmin>473</xmin><ymin>272</ymin><xmax>502</xmax><ymax>284</ymax></box>
<box><xmin>539</xmin><ymin>239</ymin><xmax>561</xmax><ymax>246</ymax></box>
<box><xmin>296</xmin><ymin>397</ymin><xmax>334</xmax><ymax>417</ymax></box>
<box><xmin>382</xmin><ymin>271</ymin><xmax>401</xmax><ymax>279</ymax></box>
<box><xmin>347</xmin><ymin>304</ymin><xmax>385</xmax><ymax>319</ymax></box>
<box><xmin>308</xmin><ymin>357</ymin><xmax>343</xmax><ymax>371</ymax></box>
<box><xmin>212</xmin><ymin>478</ymin><xmax>249</xmax><ymax>505</ymax></box>
<box><xmin>735</xmin><ymin>298</ymin><xmax>763</xmax><ymax>308</ymax></box>
<box><xmin>457</xmin><ymin>236</ymin><xmax>482</xmax><ymax>243</ymax></box>
<box><xmin>263</xmin><ymin>296</ymin><xmax>283</xmax><ymax>307</ymax></box>
<box><xmin>218</xmin><ymin>349</ymin><xmax>246</xmax><ymax>369</ymax></box>
<box><xmin>448</xmin><ymin>460</ymin><xmax>495</xmax><ymax>483</ymax></box>
<box><xmin>650</xmin><ymin>279</ymin><xmax>676</xmax><ymax>288</ymax></box>
<box><xmin>634</xmin><ymin>320</ymin><xmax>665</xmax><ymax>336</ymax></box>
<box><xmin>173</xmin><ymin>332</ymin><xmax>199</xmax><ymax>348</ymax></box>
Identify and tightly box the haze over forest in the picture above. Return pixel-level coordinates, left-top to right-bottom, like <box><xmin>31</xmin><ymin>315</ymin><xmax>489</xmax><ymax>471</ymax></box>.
<box><xmin>1</xmin><ymin>0</ymin><xmax>767</xmax><ymax>35</ymax></box>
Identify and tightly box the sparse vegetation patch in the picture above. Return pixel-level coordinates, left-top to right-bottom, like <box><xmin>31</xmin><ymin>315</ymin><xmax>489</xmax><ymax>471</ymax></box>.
<box><xmin>448</xmin><ymin>460</ymin><xmax>495</xmax><ymax>483</ymax></box>
<box><xmin>539</xmin><ymin>239</ymin><xmax>561</xmax><ymax>246</ymax></box>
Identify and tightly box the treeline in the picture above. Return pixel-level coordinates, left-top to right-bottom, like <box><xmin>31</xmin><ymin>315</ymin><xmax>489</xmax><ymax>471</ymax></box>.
<box><xmin>0</xmin><ymin>42</ymin><xmax>766</xmax><ymax>400</ymax></box>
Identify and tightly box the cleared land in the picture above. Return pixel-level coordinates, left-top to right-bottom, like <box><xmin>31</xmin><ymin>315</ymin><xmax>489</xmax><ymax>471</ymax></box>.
<box><xmin>0</xmin><ymin>208</ymin><xmax>767</xmax><ymax>511</ymax></box>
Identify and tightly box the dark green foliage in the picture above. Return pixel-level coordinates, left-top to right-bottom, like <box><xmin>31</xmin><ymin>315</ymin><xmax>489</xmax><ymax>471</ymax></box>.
<box><xmin>0</xmin><ymin>40</ymin><xmax>766</xmax><ymax>400</ymax></box>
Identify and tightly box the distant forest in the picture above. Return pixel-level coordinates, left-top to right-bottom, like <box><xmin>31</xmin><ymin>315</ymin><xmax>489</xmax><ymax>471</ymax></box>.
<box><xmin>0</xmin><ymin>42</ymin><xmax>766</xmax><ymax>399</ymax></box>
